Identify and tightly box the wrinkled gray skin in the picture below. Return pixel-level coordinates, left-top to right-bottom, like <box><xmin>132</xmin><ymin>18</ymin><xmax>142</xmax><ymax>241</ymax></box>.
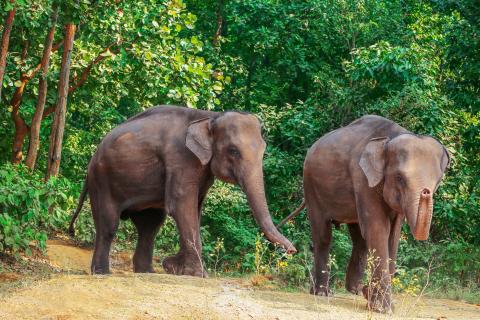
<box><xmin>70</xmin><ymin>106</ymin><xmax>296</xmax><ymax>276</ymax></box>
<box><xmin>303</xmin><ymin>115</ymin><xmax>449</xmax><ymax>312</ymax></box>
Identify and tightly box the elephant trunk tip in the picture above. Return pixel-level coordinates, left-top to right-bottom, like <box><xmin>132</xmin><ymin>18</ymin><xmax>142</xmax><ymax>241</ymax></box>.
<box><xmin>277</xmin><ymin>241</ymin><xmax>297</xmax><ymax>254</ymax></box>
<box><xmin>412</xmin><ymin>188</ymin><xmax>433</xmax><ymax>241</ymax></box>
<box><xmin>286</xmin><ymin>246</ymin><xmax>297</xmax><ymax>254</ymax></box>
<box><xmin>262</xmin><ymin>226</ymin><xmax>297</xmax><ymax>254</ymax></box>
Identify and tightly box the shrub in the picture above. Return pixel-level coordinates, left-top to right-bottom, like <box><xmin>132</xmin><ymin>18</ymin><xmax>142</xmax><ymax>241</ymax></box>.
<box><xmin>0</xmin><ymin>163</ymin><xmax>78</xmax><ymax>254</ymax></box>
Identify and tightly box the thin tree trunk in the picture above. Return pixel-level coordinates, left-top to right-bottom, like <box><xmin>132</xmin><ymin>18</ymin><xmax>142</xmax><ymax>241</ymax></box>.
<box><xmin>0</xmin><ymin>0</ymin><xmax>16</xmax><ymax>99</ymax></box>
<box><xmin>10</xmin><ymin>74</ymin><xmax>29</xmax><ymax>164</ymax></box>
<box><xmin>11</xmin><ymin>39</ymin><xmax>32</xmax><ymax>164</ymax></box>
<box><xmin>9</xmin><ymin>40</ymin><xmax>63</xmax><ymax>164</ymax></box>
<box><xmin>25</xmin><ymin>5</ymin><xmax>59</xmax><ymax>169</ymax></box>
<box><xmin>212</xmin><ymin>0</ymin><xmax>223</xmax><ymax>46</ymax></box>
<box><xmin>46</xmin><ymin>23</ymin><xmax>76</xmax><ymax>179</ymax></box>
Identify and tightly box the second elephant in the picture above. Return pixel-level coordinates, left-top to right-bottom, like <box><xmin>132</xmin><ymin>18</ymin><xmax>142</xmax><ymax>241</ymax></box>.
<box><xmin>287</xmin><ymin>115</ymin><xmax>449</xmax><ymax>312</ymax></box>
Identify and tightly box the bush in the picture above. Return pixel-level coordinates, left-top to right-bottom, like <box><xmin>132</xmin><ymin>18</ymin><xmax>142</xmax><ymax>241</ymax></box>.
<box><xmin>0</xmin><ymin>163</ymin><xmax>78</xmax><ymax>254</ymax></box>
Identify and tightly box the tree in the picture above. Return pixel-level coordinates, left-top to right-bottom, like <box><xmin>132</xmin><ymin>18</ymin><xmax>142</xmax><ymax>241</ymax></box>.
<box><xmin>46</xmin><ymin>22</ymin><xmax>75</xmax><ymax>179</ymax></box>
<box><xmin>0</xmin><ymin>0</ymin><xmax>16</xmax><ymax>99</ymax></box>
<box><xmin>25</xmin><ymin>4</ymin><xmax>58</xmax><ymax>169</ymax></box>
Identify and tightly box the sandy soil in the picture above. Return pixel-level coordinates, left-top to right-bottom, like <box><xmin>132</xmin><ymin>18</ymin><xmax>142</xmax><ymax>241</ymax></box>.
<box><xmin>0</xmin><ymin>240</ymin><xmax>479</xmax><ymax>320</ymax></box>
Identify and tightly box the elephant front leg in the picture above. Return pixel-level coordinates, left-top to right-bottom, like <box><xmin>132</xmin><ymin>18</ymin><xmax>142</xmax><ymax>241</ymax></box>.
<box><xmin>363</xmin><ymin>222</ymin><xmax>393</xmax><ymax>313</ymax></box>
<box><xmin>163</xmin><ymin>188</ymin><xmax>206</xmax><ymax>277</ymax></box>
<box><xmin>162</xmin><ymin>219</ymin><xmax>206</xmax><ymax>277</ymax></box>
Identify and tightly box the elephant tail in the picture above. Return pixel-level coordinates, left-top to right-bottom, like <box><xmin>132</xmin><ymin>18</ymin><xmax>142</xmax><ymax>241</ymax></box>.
<box><xmin>276</xmin><ymin>200</ymin><xmax>306</xmax><ymax>228</ymax></box>
<box><xmin>68</xmin><ymin>176</ymin><xmax>88</xmax><ymax>237</ymax></box>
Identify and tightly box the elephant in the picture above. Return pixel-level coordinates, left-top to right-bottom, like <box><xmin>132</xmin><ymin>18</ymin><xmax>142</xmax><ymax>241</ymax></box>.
<box><xmin>280</xmin><ymin>115</ymin><xmax>449</xmax><ymax>312</ymax></box>
<box><xmin>69</xmin><ymin>105</ymin><xmax>296</xmax><ymax>276</ymax></box>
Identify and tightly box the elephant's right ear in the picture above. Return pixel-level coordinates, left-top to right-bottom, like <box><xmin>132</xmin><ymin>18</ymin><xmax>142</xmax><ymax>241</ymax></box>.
<box><xmin>186</xmin><ymin>118</ymin><xmax>213</xmax><ymax>166</ymax></box>
<box><xmin>359</xmin><ymin>137</ymin><xmax>389</xmax><ymax>188</ymax></box>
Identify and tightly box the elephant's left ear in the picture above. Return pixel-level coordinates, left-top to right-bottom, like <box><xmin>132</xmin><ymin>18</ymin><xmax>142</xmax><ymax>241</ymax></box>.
<box><xmin>440</xmin><ymin>146</ymin><xmax>451</xmax><ymax>173</ymax></box>
<box><xmin>359</xmin><ymin>137</ymin><xmax>389</xmax><ymax>188</ymax></box>
<box><xmin>186</xmin><ymin>118</ymin><xmax>213</xmax><ymax>166</ymax></box>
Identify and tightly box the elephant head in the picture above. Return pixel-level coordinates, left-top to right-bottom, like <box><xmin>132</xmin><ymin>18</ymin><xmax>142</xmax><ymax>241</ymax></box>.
<box><xmin>359</xmin><ymin>134</ymin><xmax>449</xmax><ymax>240</ymax></box>
<box><xmin>185</xmin><ymin>112</ymin><xmax>296</xmax><ymax>253</ymax></box>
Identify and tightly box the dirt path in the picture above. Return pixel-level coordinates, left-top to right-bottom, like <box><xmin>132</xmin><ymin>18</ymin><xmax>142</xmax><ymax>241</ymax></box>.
<box><xmin>0</xmin><ymin>240</ymin><xmax>479</xmax><ymax>320</ymax></box>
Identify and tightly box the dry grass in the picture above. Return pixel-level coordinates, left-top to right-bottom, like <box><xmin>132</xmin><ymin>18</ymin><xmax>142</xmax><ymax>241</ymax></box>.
<box><xmin>0</xmin><ymin>240</ymin><xmax>479</xmax><ymax>320</ymax></box>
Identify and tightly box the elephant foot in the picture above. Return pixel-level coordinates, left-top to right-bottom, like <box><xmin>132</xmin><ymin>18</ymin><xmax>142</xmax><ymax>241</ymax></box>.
<box><xmin>133</xmin><ymin>265</ymin><xmax>155</xmax><ymax>273</ymax></box>
<box><xmin>362</xmin><ymin>285</ymin><xmax>393</xmax><ymax>314</ymax></box>
<box><xmin>91</xmin><ymin>264</ymin><xmax>111</xmax><ymax>275</ymax></box>
<box><xmin>162</xmin><ymin>253</ymin><xmax>207</xmax><ymax>277</ymax></box>
<box><xmin>310</xmin><ymin>284</ymin><xmax>331</xmax><ymax>296</ymax></box>
<box><xmin>133</xmin><ymin>255</ymin><xmax>156</xmax><ymax>273</ymax></box>
<box><xmin>346</xmin><ymin>282</ymin><xmax>364</xmax><ymax>295</ymax></box>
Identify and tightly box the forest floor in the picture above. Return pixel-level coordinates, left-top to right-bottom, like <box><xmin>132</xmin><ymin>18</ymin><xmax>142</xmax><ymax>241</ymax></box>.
<box><xmin>0</xmin><ymin>239</ymin><xmax>479</xmax><ymax>320</ymax></box>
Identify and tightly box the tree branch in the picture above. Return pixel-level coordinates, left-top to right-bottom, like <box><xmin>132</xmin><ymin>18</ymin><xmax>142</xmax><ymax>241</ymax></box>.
<box><xmin>68</xmin><ymin>45</ymin><xmax>113</xmax><ymax>94</ymax></box>
<box><xmin>68</xmin><ymin>37</ymin><xmax>137</xmax><ymax>94</ymax></box>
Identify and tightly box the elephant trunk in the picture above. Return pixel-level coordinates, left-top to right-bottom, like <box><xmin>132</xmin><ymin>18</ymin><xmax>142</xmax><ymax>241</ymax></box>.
<box><xmin>240</xmin><ymin>168</ymin><xmax>297</xmax><ymax>254</ymax></box>
<box><xmin>407</xmin><ymin>188</ymin><xmax>433</xmax><ymax>241</ymax></box>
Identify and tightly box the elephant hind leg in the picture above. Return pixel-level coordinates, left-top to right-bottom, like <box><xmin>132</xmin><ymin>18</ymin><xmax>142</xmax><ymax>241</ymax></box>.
<box><xmin>91</xmin><ymin>197</ymin><xmax>120</xmax><ymax>274</ymax></box>
<box><xmin>346</xmin><ymin>223</ymin><xmax>367</xmax><ymax>294</ymax></box>
<box><xmin>131</xmin><ymin>208</ymin><xmax>166</xmax><ymax>273</ymax></box>
<box><xmin>307</xmin><ymin>200</ymin><xmax>333</xmax><ymax>296</ymax></box>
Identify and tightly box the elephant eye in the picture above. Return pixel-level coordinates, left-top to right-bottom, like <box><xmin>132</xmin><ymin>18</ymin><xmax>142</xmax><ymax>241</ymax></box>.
<box><xmin>228</xmin><ymin>146</ymin><xmax>241</xmax><ymax>158</ymax></box>
<box><xmin>396</xmin><ymin>174</ymin><xmax>405</xmax><ymax>185</ymax></box>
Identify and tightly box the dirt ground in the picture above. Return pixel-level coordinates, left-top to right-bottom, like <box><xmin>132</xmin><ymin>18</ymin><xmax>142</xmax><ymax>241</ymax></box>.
<box><xmin>0</xmin><ymin>240</ymin><xmax>479</xmax><ymax>320</ymax></box>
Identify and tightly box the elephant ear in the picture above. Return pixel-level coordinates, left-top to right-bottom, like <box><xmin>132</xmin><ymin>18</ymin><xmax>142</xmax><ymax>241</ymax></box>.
<box><xmin>440</xmin><ymin>146</ymin><xmax>451</xmax><ymax>173</ymax></box>
<box><xmin>359</xmin><ymin>137</ymin><xmax>389</xmax><ymax>188</ymax></box>
<box><xmin>186</xmin><ymin>118</ymin><xmax>213</xmax><ymax>166</ymax></box>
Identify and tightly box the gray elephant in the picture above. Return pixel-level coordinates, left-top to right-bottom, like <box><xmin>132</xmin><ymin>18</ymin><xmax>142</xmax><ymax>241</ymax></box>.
<box><xmin>69</xmin><ymin>105</ymin><xmax>296</xmax><ymax>276</ymax></box>
<box><xmin>281</xmin><ymin>115</ymin><xmax>449</xmax><ymax>312</ymax></box>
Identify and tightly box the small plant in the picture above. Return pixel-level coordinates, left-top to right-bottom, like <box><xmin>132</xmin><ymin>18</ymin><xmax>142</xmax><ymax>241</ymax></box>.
<box><xmin>392</xmin><ymin>268</ymin><xmax>421</xmax><ymax>296</ymax></box>
<box><xmin>281</xmin><ymin>261</ymin><xmax>306</xmax><ymax>287</ymax></box>
<box><xmin>206</xmin><ymin>237</ymin><xmax>225</xmax><ymax>275</ymax></box>
<box><xmin>254</xmin><ymin>235</ymin><xmax>269</xmax><ymax>275</ymax></box>
<box><xmin>364</xmin><ymin>249</ymin><xmax>393</xmax><ymax>313</ymax></box>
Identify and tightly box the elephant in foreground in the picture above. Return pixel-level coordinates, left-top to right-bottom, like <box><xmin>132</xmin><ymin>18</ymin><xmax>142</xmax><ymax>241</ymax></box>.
<box><xmin>282</xmin><ymin>115</ymin><xmax>449</xmax><ymax>312</ymax></box>
<box><xmin>69</xmin><ymin>105</ymin><xmax>296</xmax><ymax>276</ymax></box>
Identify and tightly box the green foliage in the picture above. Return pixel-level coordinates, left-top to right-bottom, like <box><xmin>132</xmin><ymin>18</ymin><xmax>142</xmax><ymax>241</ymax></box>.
<box><xmin>346</xmin><ymin>41</ymin><xmax>421</xmax><ymax>92</ymax></box>
<box><xmin>0</xmin><ymin>163</ymin><xmax>77</xmax><ymax>254</ymax></box>
<box><xmin>397</xmin><ymin>236</ymin><xmax>480</xmax><ymax>292</ymax></box>
<box><xmin>201</xmin><ymin>182</ymin><xmax>258</xmax><ymax>271</ymax></box>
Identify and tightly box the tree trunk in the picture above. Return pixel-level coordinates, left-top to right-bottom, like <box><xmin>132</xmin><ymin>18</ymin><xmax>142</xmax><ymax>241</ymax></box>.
<box><xmin>46</xmin><ymin>23</ymin><xmax>76</xmax><ymax>179</ymax></box>
<box><xmin>0</xmin><ymin>0</ymin><xmax>16</xmax><ymax>99</ymax></box>
<box><xmin>11</xmin><ymin>74</ymin><xmax>29</xmax><ymax>164</ymax></box>
<box><xmin>25</xmin><ymin>5</ymin><xmax>59</xmax><ymax>170</ymax></box>
<box><xmin>11</xmin><ymin>38</ymin><xmax>34</xmax><ymax>164</ymax></box>
<box><xmin>212</xmin><ymin>0</ymin><xmax>223</xmax><ymax>46</ymax></box>
<box><xmin>9</xmin><ymin>40</ymin><xmax>63</xmax><ymax>164</ymax></box>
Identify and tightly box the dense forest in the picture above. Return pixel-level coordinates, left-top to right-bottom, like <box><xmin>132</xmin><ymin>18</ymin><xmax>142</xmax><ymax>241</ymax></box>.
<box><xmin>0</xmin><ymin>0</ymin><xmax>478</xmax><ymax>300</ymax></box>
